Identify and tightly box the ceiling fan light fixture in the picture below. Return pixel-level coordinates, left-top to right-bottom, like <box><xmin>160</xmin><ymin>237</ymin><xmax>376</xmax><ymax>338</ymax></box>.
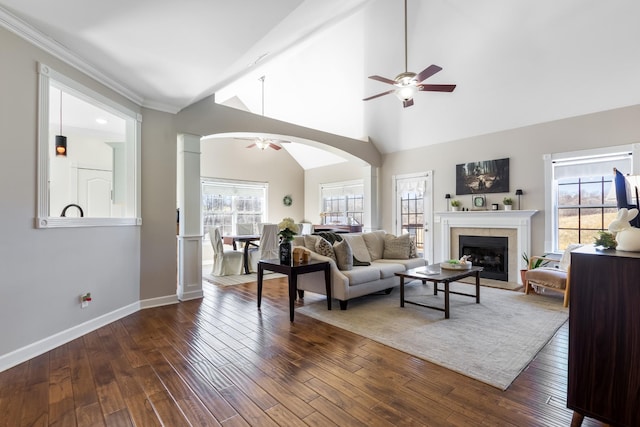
<box><xmin>395</xmin><ymin>83</ymin><xmax>418</xmax><ymax>101</ymax></box>
<box><xmin>363</xmin><ymin>0</ymin><xmax>455</xmax><ymax>107</ymax></box>
<box><xmin>255</xmin><ymin>140</ymin><xmax>269</xmax><ymax>150</ymax></box>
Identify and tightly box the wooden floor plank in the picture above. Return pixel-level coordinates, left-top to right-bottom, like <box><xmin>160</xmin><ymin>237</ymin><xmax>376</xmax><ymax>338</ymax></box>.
<box><xmin>0</xmin><ymin>278</ymin><xmax>609</xmax><ymax>427</ymax></box>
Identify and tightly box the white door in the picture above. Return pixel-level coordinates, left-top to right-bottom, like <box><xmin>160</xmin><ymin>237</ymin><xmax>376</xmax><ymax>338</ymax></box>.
<box><xmin>77</xmin><ymin>168</ymin><xmax>112</xmax><ymax>217</ymax></box>
<box><xmin>394</xmin><ymin>172</ymin><xmax>433</xmax><ymax>264</ymax></box>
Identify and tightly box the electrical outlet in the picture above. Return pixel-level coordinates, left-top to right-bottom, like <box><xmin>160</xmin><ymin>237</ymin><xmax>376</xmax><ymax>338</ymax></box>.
<box><xmin>80</xmin><ymin>292</ymin><xmax>92</xmax><ymax>308</ymax></box>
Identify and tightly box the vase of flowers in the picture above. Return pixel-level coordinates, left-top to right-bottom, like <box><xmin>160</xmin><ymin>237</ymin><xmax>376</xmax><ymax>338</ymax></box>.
<box><xmin>277</xmin><ymin>217</ymin><xmax>298</xmax><ymax>265</ymax></box>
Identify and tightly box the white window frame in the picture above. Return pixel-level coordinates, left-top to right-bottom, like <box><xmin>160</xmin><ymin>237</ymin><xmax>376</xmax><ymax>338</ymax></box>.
<box><xmin>319</xmin><ymin>179</ymin><xmax>365</xmax><ymax>225</ymax></box>
<box><xmin>201</xmin><ymin>177</ymin><xmax>269</xmax><ymax>238</ymax></box>
<box><xmin>543</xmin><ymin>143</ymin><xmax>639</xmax><ymax>253</ymax></box>
<box><xmin>392</xmin><ymin>171</ymin><xmax>433</xmax><ymax>263</ymax></box>
<box><xmin>36</xmin><ymin>63</ymin><xmax>142</xmax><ymax>228</ymax></box>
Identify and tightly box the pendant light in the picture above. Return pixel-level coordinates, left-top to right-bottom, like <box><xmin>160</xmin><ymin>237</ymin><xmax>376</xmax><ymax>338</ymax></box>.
<box><xmin>255</xmin><ymin>76</ymin><xmax>269</xmax><ymax>150</ymax></box>
<box><xmin>55</xmin><ymin>91</ymin><xmax>67</xmax><ymax>157</ymax></box>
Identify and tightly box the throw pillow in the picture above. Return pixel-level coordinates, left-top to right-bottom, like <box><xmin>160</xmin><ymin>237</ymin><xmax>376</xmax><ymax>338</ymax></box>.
<box><xmin>342</xmin><ymin>234</ymin><xmax>371</xmax><ymax>263</ymax></box>
<box><xmin>315</xmin><ymin>237</ymin><xmax>337</xmax><ymax>262</ymax></box>
<box><xmin>363</xmin><ymin>230</ymin><xmax>386</xmax><ymax>260</ymax></box>
<box><xmin>383</xmin><ymin>233</ymin><xmax>411</xmax><ymax>259</ymax></box>
<box><xmin>333</xmin><ymin>239</ymin><xmax>353</xmax><ymax>271</ymax></box>
<box><xmin>314</xmin><ymin>231</ymin><xmax>343</xmax><ymax>245</ymax></box>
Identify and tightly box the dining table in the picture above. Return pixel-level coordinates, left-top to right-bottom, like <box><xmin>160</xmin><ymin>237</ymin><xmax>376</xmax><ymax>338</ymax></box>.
<box><xmin>223</xmin><ymin>234</ymin><xmax>261</xmax><ymax>274</ymax></box>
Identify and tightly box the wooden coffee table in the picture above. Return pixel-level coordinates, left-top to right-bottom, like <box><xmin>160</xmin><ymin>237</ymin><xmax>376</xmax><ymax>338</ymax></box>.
<box><xmin>396</xmin><ymin>265</ymin><xmax>483</xmax><ymax>319</ymax></box>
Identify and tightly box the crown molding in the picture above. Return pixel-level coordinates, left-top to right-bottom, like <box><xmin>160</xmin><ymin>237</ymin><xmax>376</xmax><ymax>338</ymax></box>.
<box><xmin>0</xmin><ymin>6</ymin><xmax>144</xmax><ymax>107</ymax></box>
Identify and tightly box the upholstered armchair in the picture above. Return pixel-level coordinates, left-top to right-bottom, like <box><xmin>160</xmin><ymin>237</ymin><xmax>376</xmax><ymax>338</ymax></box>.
<box><xmin>524</xmin><ymin>244</ymin><xmax>582</xmax><ymax>307</ymax></box>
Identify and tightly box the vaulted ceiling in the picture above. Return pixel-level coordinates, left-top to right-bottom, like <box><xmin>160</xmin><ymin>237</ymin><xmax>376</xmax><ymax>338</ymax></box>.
<box><xmin>2</xmin><ymin>0</ymin><xmax>639</xmax><ymax>156</ymax></box>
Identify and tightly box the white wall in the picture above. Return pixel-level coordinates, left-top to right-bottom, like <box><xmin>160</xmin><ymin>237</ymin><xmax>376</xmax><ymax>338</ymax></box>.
<box><xmin>380</xmin><ymin>105</ymin><xmax>640</xmax><ymax>257</ymax></box>
<box><xmin>304</xmin><ymin>161</ymin><xmax>369</xmax><ymax>226</ymax></box>
<box><xmin>0</xmin><ymin>27</ymin><xmax>143</xmax><ymax>361</ymax></box>
<box><xmin>139</xmin><ymin>108</ymin><xmax>178</xmax><ymax>301</ymax></box>
<box><xmin>201</xmin><ymin>138</ymin><xmax>305</xmax><ymax>225</ymax></box>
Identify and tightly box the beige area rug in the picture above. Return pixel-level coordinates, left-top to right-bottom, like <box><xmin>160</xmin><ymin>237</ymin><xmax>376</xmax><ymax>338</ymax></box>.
<box><xmin>202</xmin><ymin>265</ymin><xmax>285</xmax><ymax>286</ymax></box>
<box><xmin>297</xmin><ymin>281</ymin><xmax>568</xmax><ymax>390</ymax></box>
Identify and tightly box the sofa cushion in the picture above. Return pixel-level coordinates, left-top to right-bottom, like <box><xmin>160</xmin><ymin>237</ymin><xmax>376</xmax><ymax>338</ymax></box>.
<box><xmin>383</xmin><ymin>233</ymin><xmax>410</xmax><ymax>259</ymax></box>
<box><xmin>292</xmin><ymin>236</ymin><xmax>305</xmax><ymax>247</ymax></box>
<box><xmin>342</xmin><ymin>266</ymin><xmax>381</xmax><ymax>286</ymax></box>
<box><xmin>374</xmin><ymin>261</ymin><xmax>406</xmax><ymax>279</ymax></box>
<box><xmin>376</xmin><ymin>257</ymin><xmax>426</xmax><ymax>270</ymax></box>
<box><xmin>342</xmin><ymin>234</ymin><xmax>371</xmax><ymax>263</ymax></box>
<box><xmin>303</xmin><ymin>235</ymin><xmax>320</xmax><ymax>252</ymax></box>
<box><xmin>362</xmin><ymin>230</ymin><xmax>386</xmax><ymax>260</ymax></box>
<box><xmin>525</xmin><ymin>267</ymin><xmax>567</xmax><ymax>290</ymax></box>
<box><xmin>333</xmin><ymin>239</ymin><xmax>353</xmax><ymax>271</ymax></box>
<box><xmin>315</xmin><ymin>237</ymin><xmax>336</xmax><ymax>262</ymax></box>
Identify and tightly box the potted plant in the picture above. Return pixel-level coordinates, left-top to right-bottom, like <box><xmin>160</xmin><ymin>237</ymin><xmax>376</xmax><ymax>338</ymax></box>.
<box><xmin>451</xmin><ymin>199</ymin><xmax>461</xmax><ymax>211</ymax></box>
<box><xmin>594</xmin><ymin>231</ymin><xmax>617</xmax><ymax>249</ymax></box>
<box><xmin>503</xmin><ymin>197</ymin><xmax>513</xmax><ymax>210</ymax></box>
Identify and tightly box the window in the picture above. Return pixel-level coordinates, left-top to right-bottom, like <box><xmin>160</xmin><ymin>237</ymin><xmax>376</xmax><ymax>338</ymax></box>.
<box><xmin>202</xmin><ymin>178</ymin><xmax>267</xmax><ymax>237</ymax></box>
<box><xmin>545</xmin><ymin>145</ymin><xmax>636</xmax><ymax>252</ymax></box>
<box><xmin>36</xmin><ymin>63</ymin><xmax>141</xmax><ymax>228</ymax></box>
<box><xmin>320</xmin><ymin>180</ymin><xmax>364</xmax><ymax>225</ymax></box>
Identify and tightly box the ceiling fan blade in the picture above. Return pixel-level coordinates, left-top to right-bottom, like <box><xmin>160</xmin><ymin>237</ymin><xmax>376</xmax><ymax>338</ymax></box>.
<box><xmin>416</xmin><ymin>65</ymin><xmax>443</xmax><ymax>83</ymax></box>
<box><xmin>363</xmin><ymin>89</ymin><xmax>395</xmax><ymax>101</ymax></box>
<box><xmin>419</xmin><ymin>84</ymin><xmax>457</xmax><ymax>92</ymax></box>
<box><xmin>403</xmin><ymin>98</ymin><xmax>414</xmax><ymax>108</ymax></box>
<box><xmin>368</xmin><ymin>75</ymin><xmax>397</xmax><ymax>85</ymax></box>
<box><xmin>246</xmin><ymin>143</ymin><xmax>256</xmax><ymax>149</ymax></box>
<box><xmin>269</xmin><ymin>143</ymin><xmax>282</xmax><ymax>150</ymax></box>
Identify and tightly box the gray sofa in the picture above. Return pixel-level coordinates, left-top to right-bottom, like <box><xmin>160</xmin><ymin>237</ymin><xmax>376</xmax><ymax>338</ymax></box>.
<box><xmin>292</xmin><ymin>230</ymin><xmax>427</xmax><ymax>309</ymax></box>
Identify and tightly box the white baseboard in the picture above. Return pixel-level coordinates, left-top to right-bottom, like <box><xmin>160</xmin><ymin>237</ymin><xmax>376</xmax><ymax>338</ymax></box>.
<box><xmin>178</xmin><ymin>289</ymin><xmax>204</xmax><ymax>301</ymax></box>
<box><xmin>140</xmin><ymin>294</ymin><xmax>180</xmax><ymax>309</ymax></box>
<box><xmin>0</xmin><ymin>294</ymin><xmax>180</xmax><ymax>373</ymax></box>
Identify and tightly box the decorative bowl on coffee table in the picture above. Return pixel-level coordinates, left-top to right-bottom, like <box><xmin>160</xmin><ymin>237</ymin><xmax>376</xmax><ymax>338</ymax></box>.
<box><xmin>440</xmin><ymin>261</ymin><xmax>472</xmax><ymax>270</ymax></box>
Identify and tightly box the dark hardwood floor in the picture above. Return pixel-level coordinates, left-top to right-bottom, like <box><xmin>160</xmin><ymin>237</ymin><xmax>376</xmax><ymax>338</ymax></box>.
<box><xmin>0</xmin><ymin>278</ymin><xmax>606</xmax><ymax>426</ymax></box>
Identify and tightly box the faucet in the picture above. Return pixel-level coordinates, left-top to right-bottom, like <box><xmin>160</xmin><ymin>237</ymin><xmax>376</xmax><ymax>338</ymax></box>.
<box><xmin>61</xmin><ymin>204</ymin><xmax>84</xmax><ymax>217</ymax></box>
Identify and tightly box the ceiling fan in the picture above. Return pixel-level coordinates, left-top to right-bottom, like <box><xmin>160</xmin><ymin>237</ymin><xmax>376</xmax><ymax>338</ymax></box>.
<box><xmin>239</xmin><ymin>76</ymin><xmax>291</xmax><ymax>151</ymax></box>
<box><xmin>363</xmin><ymin>0</ymin><xmax>456</xmax><ymax>108</ymax></box>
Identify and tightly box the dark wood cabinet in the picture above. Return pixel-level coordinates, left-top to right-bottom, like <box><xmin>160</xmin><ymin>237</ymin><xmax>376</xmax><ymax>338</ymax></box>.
<box><xmin>568</xmin><ymin>245</ymin><xmax>640</xmax><ymax>426</ymax></box>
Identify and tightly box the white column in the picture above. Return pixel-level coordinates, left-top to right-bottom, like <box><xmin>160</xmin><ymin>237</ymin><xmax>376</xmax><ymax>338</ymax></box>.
<box><xmin>363</xmin><ymin>165</ymin><xmax>379</xmax><ymax>231</ymax></box>
<box><xmin>177</xmin><ymin>134</ymin><xmax>203</xmax><ymax>301</ymax></box>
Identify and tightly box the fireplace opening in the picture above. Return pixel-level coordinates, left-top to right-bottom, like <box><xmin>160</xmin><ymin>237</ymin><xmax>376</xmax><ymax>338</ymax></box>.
<box><xmin>459</xmin><ymin>235</ymin><xmax>508</xmax><ymax>281</ymax></box>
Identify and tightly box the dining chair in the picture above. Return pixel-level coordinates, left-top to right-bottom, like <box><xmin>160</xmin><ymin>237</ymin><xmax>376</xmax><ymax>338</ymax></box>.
<box><xmin>249</xmin><ymin>223</ymin><xmax>279</xmax><ymax>272</ymax></box>
<box><xmin>300</xmin><ymin>223</ymin><xmax>313</xmax><ymax>235</ymax></box>
<box><xmin>237</xmin><ymin>223</ymin><xmax>255</xmax><ymax>235</ymax></box>
<box><xmin>210</xmin><ymin>227</ymin><xmax>244</xmax><ymax>276</ymax></box>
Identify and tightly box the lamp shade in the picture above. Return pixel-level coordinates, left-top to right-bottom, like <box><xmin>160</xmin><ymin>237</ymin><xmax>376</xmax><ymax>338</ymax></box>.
<box><xmin>394</xmin><ymin>84</ymin><xmax>418</xmax><ymax>101</ymax></box>
<box><xmin>515</xmin><ymin>189</ymin><xmax>523</xmax><ymax>195</ymax></box>
<box><xmin>55</xmin><ymin>135</ymin><xmax>67</xmax><ymax>156</ymax></box>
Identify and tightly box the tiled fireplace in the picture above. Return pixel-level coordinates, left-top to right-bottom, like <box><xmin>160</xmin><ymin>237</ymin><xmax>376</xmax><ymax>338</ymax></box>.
<box><xmin>438</xmin><ymin>210</ymin><xmax>538</xmax><ymax>284</ymax></box>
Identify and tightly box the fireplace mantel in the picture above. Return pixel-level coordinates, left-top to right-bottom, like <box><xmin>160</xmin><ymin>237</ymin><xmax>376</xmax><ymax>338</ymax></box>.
<box><xmin>438</xmin><ymin>210</ymin><xmax>538</xmax><ymax>283</ymax></box>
